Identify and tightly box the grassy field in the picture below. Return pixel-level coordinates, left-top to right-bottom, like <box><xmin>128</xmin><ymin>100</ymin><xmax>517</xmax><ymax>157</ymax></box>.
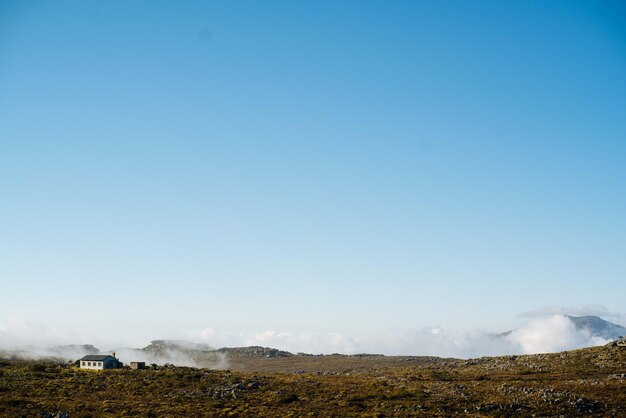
<box><xmin>0</xmin><ymin>344</ymin><xmax>624</xmax><ymax>417</ymax></box>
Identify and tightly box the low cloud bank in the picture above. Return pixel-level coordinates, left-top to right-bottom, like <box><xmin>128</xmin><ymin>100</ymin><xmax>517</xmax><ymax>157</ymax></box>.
<box><xmin>0</xmin><ymin>317</ymin><xmax>86</xmax><ymax>349</ymax></box>
<box><xmin>188</xmin><ymin>314</ymin><xmax>619</xmax><ymax>358</ymax></box>
<box><xmin>519</xmin><ymin>304</ymin><xmax>625</xmax><ymax>322</ymax></box>
<box><xmin>1</xmin><ymin>309</ymin><xmax>623</xmax><ymax>363</ymax></box>
<box><xmin>504</xmin><ymin>315</ymin><xmax>609</xmax><ymax>354</ymax></box>
<box><xmin>0</xmin><ymin>318</ymin><xmax>226</xmax><ymax>368</ymax></box>
<box><xmin>110</xmin><ymin>343</ymin><xmax>228</xmax><ymax>369</ymax></box>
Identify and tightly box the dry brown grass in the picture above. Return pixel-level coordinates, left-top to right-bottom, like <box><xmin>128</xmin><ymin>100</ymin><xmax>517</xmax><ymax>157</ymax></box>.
<box><xmin>1</xmin><ymin>344</ymin><xmax>624</xmax><ymax>417</ymax></box>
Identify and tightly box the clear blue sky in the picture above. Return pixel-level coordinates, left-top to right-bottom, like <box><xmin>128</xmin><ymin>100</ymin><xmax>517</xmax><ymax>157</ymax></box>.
<box><xmin>1</xmin><ymin>1</ymin><xmax>625</xmax><ymax>344</ymax></box>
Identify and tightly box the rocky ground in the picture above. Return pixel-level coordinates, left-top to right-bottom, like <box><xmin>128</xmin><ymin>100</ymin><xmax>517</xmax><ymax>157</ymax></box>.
<box><xmin>0</xmin><ymin>343</ymin><xmax>624</xmax><ymax>417</ymax></box>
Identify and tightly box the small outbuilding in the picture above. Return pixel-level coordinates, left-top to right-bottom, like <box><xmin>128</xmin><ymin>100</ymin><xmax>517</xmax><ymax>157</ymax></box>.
<box><xmin>79</xmin><ymin>354</ymin><xmax>123</xmax><ymax>370</ymax></box>
<box><xmin>130</xmin><ymin>362</ymin><xmax>146</xmax><ymax>370</ymax></box>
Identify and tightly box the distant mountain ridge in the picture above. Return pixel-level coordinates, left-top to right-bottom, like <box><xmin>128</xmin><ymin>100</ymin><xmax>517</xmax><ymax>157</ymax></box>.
<box><xmin>141</xmin><ymin>339</ymin><xmax>214</xmax><ymax>354</ymax></box>
<box><xmin>49</xmin><ymin>344</ymin><xmax>99</xmax><ymax>357</ymax></box>
<box><xmin>2</xmin><ymin>316</ymin><xmax>624</xmax><ymax>365</ymax></box>
<box><xmin>216</xmin><ymin>346</ymin><xmax>293</xmax><ymax>358</ymax></box>
<box><xmin>135</xmin><ymin>340</ymin><xmax>289</xmax><ymax>357</ymax></box>
<box><xmin>495</xmin><ymin>315</ymin><xmax>626</xmax><ymax>340</ymax></box>
<box><xmin>566</xmin><ymin>316</ymin><xmax>626</xmax><ymax>339</ymax></box>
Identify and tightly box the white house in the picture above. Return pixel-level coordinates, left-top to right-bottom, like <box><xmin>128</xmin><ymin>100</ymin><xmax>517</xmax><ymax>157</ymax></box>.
<box><xmin>79</xmin><ymin>354</ymin><xmax>122</xmax><ymax>370</ymax></box>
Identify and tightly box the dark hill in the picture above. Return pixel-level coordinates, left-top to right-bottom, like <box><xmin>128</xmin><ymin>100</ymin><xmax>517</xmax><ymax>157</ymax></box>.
<box><xmin>495</xmin><ymin>315</ymin><xmax>626</xmax><ymax>340</ymax></box>
<box><xmin>567</xmin><ymin>315</ymin><xmax>626</xmax><ymax>339</ymax></box>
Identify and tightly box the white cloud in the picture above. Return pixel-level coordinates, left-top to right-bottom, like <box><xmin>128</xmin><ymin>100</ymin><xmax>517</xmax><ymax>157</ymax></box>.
<box><xmin>0</xmin><ymin>316</ymin><xmax>85</xmax><ymax>349</ymax></box>
<box><xmin>504</xmin><ymin>314</ymin><xmax>609</xmax><ymax>354</ymax></box>
<box><xmin>186</xmin><ymin>328</ymin><xmax>362</xmax><ymax>354</ymax></box>
<box><xmin>519</xmin><ymin>304</ymin><xmax>613</xmax><ymax>318</ymax></box>
<box><xmin>0</xmin><ymin>311</ymin><xmax>618</xmax><ymax>363</ymax></box>
<box><xmin>188</xmin><ymin>314</ymin><xmax>614</xmax><ymax>358</ymax></box>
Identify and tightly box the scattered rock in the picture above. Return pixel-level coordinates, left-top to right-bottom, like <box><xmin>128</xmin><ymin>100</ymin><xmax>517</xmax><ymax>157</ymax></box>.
<box><xmin>571</xmin><ymin>397</ymin><xmax>604</xmax><ymax>412</ymax></box>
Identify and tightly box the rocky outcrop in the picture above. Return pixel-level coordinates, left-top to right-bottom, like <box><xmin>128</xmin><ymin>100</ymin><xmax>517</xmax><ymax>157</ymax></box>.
<box><xmin>216</xmin><ymin>346</ymin><xmax>293</xmax><ymax>358</ymax></box>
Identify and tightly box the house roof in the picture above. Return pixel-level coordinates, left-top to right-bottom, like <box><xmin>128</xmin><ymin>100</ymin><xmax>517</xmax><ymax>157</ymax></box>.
<box><xmin>79</xmin><ymin>355</ymin><xmax>115</xmax><ymax>361</ymax></box>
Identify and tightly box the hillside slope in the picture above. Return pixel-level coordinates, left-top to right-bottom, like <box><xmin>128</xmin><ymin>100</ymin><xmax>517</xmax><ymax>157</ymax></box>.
<box><xmin>1</xmin><ymin>342</ymin><xmax>624</xmax><ymax>416</ymax></box>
